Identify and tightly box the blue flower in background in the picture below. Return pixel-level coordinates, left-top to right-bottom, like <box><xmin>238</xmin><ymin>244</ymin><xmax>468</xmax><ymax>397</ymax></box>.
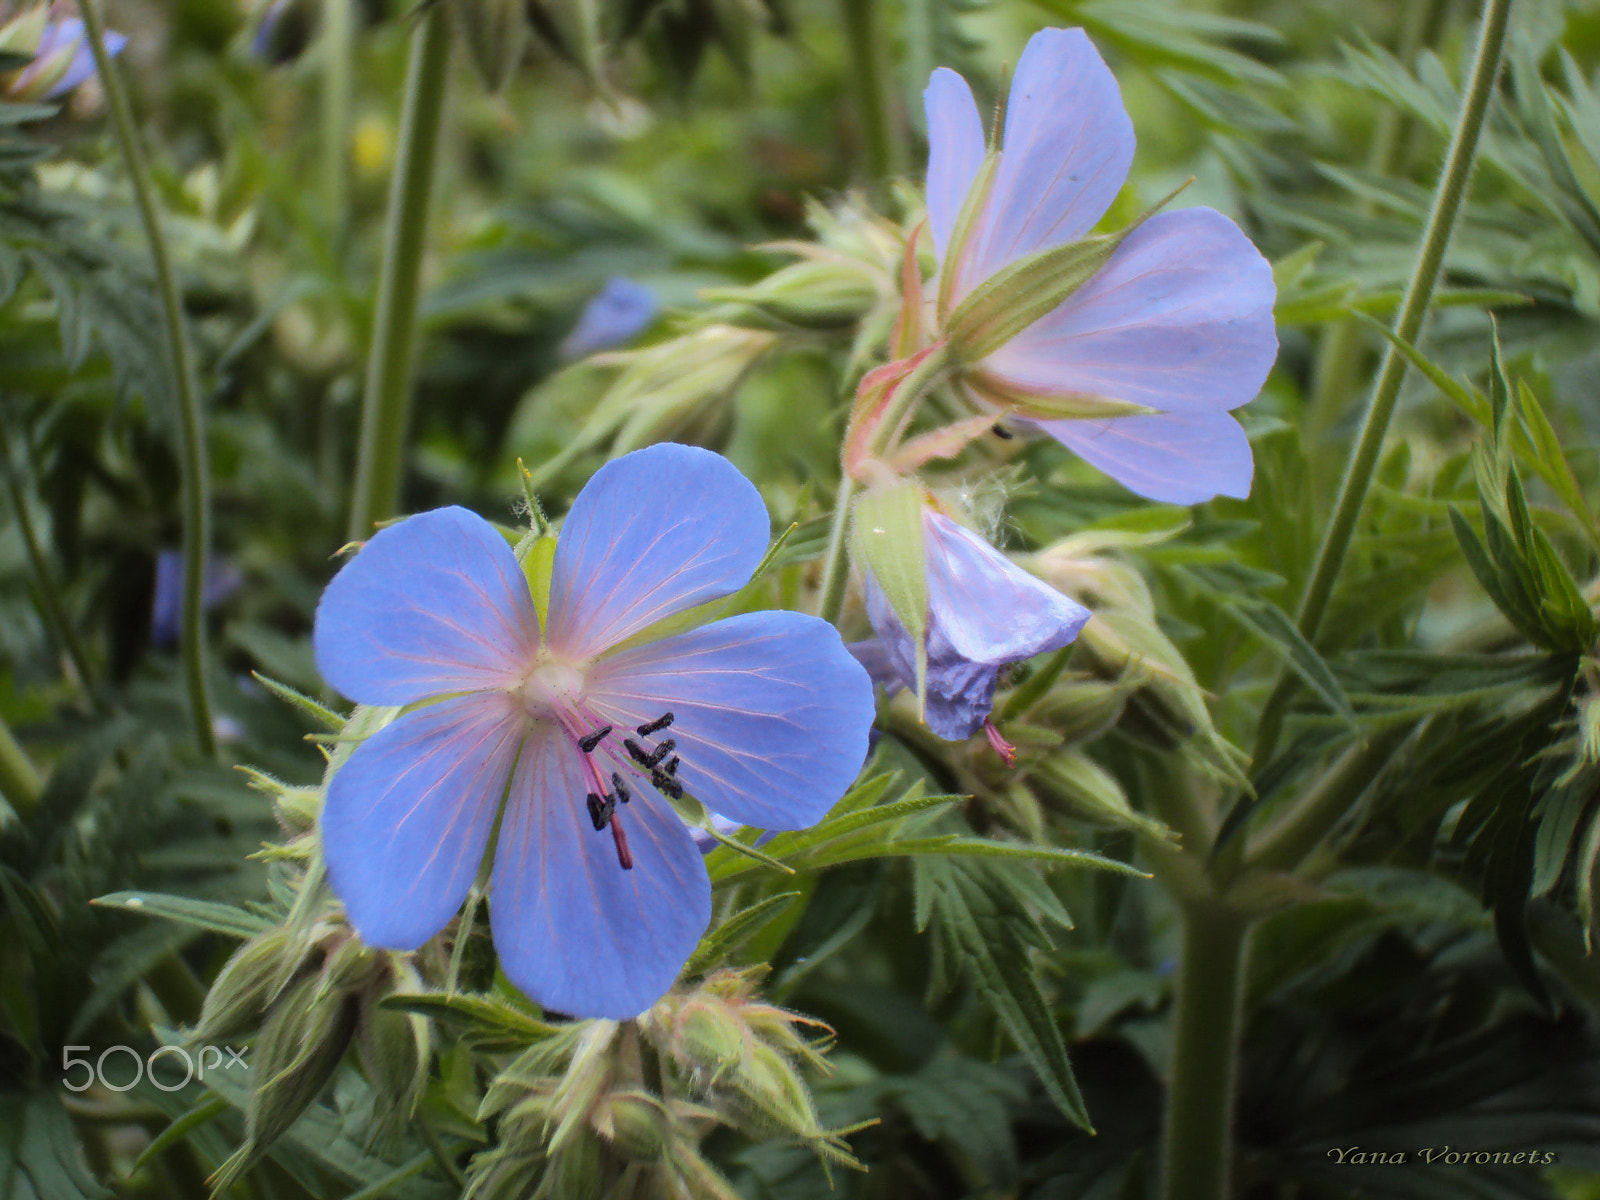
<box><xmin>313</xmin><ymin>443</ymin><xmax>874</xmax><ymax>1020</ymax></box>
<box><xmin>150</xmin><ymin>551</ymin><xmax>242</xmax><ymax>649</ymax></box>
<box><xmin>5</xmin><ymin>17</ymin><xmax>127</xmax><ymax>101</ymax></box>
<box><xmin>559</xmin><ymin>276</ymin><xmax>659</xmax><ymax>361</ymax></box>
<box><xmin>860</xmin><ymin>507</ymin><xmax>1089</xmax><ymax>746</ymax></box>
<box><xmin>924</xmin><ymin>28</ymin><xmax>1277</xmax><ymax>505</ymax></box>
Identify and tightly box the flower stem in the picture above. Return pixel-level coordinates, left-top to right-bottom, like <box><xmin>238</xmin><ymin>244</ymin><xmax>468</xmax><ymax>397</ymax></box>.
<box><xmin>1253</xmin><ymin>0</ymin><xmax>1512</xmax><ymax>770</ymax></box>
<box><xmin>346</xmin><ymin>4</ymin><xmax>451</xmax><ymax>541</ymax></box>
<box><xmin>816</xmin><ymin>348</ymin><xmax>950</xmax><ymax>624</ymax></box>
<box><xmin>80</xmin><ymin>0</ymin><xmax>216</xmax><ymax>758</ymax></box>
<box><xmin>1161</xmin><ymin>902</ymin><xmax>1250</xmax><ymax>1200</ymax></box>
<box><xmin>0</xmin><ymin>712</ymin><xmax>42</xmax><ymax>817</ymax></box>
<box><xmin>321</xmin><ymin>0</ymin><xmax>355</xmax><ymax>236</ymax></box>
<box><xmin>0</xmin><ymin>420</ymin><xmax>95</xmax><ymax>694</ymax></box>
<box><xmin>836</xmin><ymin>0</ymin><xmax>900</xmax><ymax>184</ymax></box>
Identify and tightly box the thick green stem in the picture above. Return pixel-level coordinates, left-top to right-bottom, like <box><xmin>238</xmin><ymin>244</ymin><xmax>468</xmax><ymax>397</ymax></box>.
<box><xmin>346</xmin><ymin>6</ymin><xmax>451</xmax><ymax>541</ymax></box>
<box><xmin>1253</xmin><ymin>0</ymin><xmax>1512</xmax><ymax>770</ymax></box>
<box><xmin>321</xmin><ymin>0</ymin><xmax>355</xmax><ymax>233</ymax></box>
<box><xmin>0</xmin><ymin>713</ymin><xmax>41</xmax><ymax>816</ymax></box>
<box><xmin>1162</xmin><ymin>903</ymin><xmax>1251</xmax><ymax>1200</ymax></box>
<box><xmin>81</xmin><ymin>0</ymin><xmax>216</xmax><ymax>758</ymax></box>
<box><xmin>0</xmin><ymin>421</ymin><xmax>94</xmax><ymax>692</ymax></box>
<box><xmin>836</xmin><ymin>0</ymin><xmax>899</xmax><ymax>183</ymax></box>
<box><xmin>816</xmin><ymin>349</ymin><xmax>950</xmax><ymax>624</ymax></box>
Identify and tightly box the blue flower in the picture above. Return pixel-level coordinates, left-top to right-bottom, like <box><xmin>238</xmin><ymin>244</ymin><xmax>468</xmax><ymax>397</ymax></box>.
<box><xmin>859</xmin><ymin>506</ymin><xmax>1089</xmax><ymax>744</ymax></box>
<box><xmin>313</xmin><ymin>443</ymin><xmax>874</xmax><ymax>1020</ymax></box>
<box><xmin>150</xmin><ymin>551</ymin><xmax>241</xmax><ymax>649</ymax></box>
<box><xmin>5</xmin><ymin>18</ymin><xmax>127</xmax><ymax>101</ymax></box>
<box><xmin>559</xmin><ymin>277</ymin><xmax>660</xmax><ymax>361</ymax></box>
<box><xmin>924</xmin><ymin>28</ymin><xmax>1277</xmax><ymax>505</ymax></box>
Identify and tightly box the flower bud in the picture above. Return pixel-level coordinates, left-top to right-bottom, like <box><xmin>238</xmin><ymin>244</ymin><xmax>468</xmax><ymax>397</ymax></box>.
<box><xmin>597</xmin><ymin>1088</ymin><xmax>670</xmax><ymax>1160</ymax></box>
<box><xmin>676</xmin><ymin>1001</ymin><xmax>748</xmax><ymax>1081</ymax></box>
<box><xmin>453</xmin><ymin>0</ymin><xmax>529</xmax><ymax>92</ymax></box>
<box><xmin>195</xmin><ymin>926</ymin><xmax>304</xmax><ymax>1042</ymax></box>
<box><xmin>703</xmin><ymin>259</ymin><xmax>882</xmax><ymax>328</ymax></box>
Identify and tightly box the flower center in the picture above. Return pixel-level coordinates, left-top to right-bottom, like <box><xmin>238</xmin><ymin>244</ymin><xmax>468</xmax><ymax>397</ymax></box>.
<box><xmin>521</xmin><ymin>661</ymin><xmax>586</xmax><ymax>721</ymax></box>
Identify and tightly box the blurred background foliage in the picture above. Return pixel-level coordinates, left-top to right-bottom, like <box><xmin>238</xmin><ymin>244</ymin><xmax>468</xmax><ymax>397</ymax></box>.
<box><xmin>7</xmin><ymin>0</ymin><xmax>1600</xmax><ymax>1197</ymax></box>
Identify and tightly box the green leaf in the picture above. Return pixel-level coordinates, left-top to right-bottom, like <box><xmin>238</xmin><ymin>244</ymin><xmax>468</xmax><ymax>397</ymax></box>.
<box><xmin>91</xmin><ymin>892</ymin><xmax>272</xmax><ymax>939</ymax></box>
<box><xmin>380</xmin><ymin>991</ymin><xmax>558</xmax><ymax>1050</ymax></box>
<box><xmin>685</xmin><ymin>892</ymin><xmax>803</xmax><ymax>976</ymax></box>
<box><xmin>1224</xmin><ymin>598</ymin><xmax>1357</xmax><ymax>732</ymax></box>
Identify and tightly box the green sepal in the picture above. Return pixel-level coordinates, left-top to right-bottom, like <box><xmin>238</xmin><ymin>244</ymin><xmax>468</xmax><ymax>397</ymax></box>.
<box><xmin>850</xmin><ymin>482</ymin><xmax>929</xmax><ymax>703</ymax></box>
<box><xmin>945</xmin><ymin>179</ymin><xmax>1190</xmax><ymax>364</ymax></box>
<box><xmin>519</xmin><ymin>535</ymin><xmax>557</xmax><ymax>628</ymax></box>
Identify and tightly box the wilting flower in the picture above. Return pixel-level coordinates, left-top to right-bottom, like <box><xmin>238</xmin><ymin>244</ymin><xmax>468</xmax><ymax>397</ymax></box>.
<box><xmin>313</xmin><ymin>444</ymin><xmax>873</xmax><ymax>1020</ymax></box>
<box><xmin>2</xmin><ymin>14</ymin><xmax>127</xmax><ymax>102</ymax></box>
<box><xmin>858</xmin><ymin>498</ymin><xmax>1089</xmax><ymax>749</ymax></box>
<box><xmin>923</xmin><ymin>27</ymin><xmax>1277</xmax><ymax>504</ymax></box>
<box><xmin>559</xmin><ymin>276</ymin><xmax>659</xmax><ymax>361</ymax></box>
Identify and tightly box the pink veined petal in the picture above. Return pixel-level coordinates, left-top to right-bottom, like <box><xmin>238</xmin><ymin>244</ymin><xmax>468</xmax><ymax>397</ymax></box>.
<box><xmin>924</xmin><ymin>66</ymin><xmax>986</xmax><ymax>265</ymax></box>
<box><xmin>956</xmin><ymin>27</ymin><xmax>1135</xmax><ymax>297</ymax></box>
<box><xmin>488</xmin><ymin>723</ymin><xmax>710</xmax><ymax>1020</ymax></box>
<box><xmin>545</xmin><ymin>444</ymin><xmax>770</xmax><ymax>660</ymax></box>
<box><xmin>982</xmin><ymin>207</ymin><xmax>1278</xmax><ymax>416</ymax></box>
<box><xmin>586</xmin><ymin>610</ymin><xmax>875</xmax><ymax>831</ymax></box>
<box><xmin>1029</xmin><ymin>407</ymin><xmax>1254</xmax><ymax>504</ymax></box>
<box><xmin>322</xmin><ymin>692</ymin><xmax>526</xmax><ymax>951</ymax></box>
<box><xmin>314</xmin><ymin>506</ymin><xmax>540</xmax><ymax>707</ymax></box>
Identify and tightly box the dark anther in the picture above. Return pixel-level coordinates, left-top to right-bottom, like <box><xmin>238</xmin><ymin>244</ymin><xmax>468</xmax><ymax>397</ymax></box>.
<box><xmin>636</xmin><ymin>712</ymin><xmax>675</xmax><ymax>736</ymax></box>
<box><xmin>993</xmin><ymin>423</ymin><xmax>1014</xmax><ymax>440</ymax></box>
<box><xmin>624</xmin><ymin>738</ymin><xmax>652</xmax><ymax>767</ymax></box>
<box><xmin>645</xmin><ymin>738</ymin><xmax>676</xmax><ymax>768</ymax></box>
<box><xmin>611</xmin><ymin>772</ymin><xmax>632</xmax><ymax>805</ymax></box>
<box><xmin>578</xmin><ymin>725</ymin><xmax>612</xmax><ymax>754</ymax></box>
<box><xmin>586</xmin><ymin>792</ymin><xmax>615</xmax><ymax>831</ymax></box>
<box><xmin>651</xmin><ymin>770</ymin><xmax>684</xmax><ymax>799</ymax></box>
<box><xmin>661</xmin><ymin>755</ymin><xmax>679</xmax><ymax>777</ymax></box>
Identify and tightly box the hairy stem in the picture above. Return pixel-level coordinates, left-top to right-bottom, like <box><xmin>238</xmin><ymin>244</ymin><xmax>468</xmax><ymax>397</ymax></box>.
<box><xmin>1161</xmin><ymin>903</ymin><xmax>1251</xmax><ymax>1200</ymax></box>
<box><xmin>82</xmin><ymin>0</ymin><xmax>217</xmax><ymax>757</ymax></box>
<box><xmin>346</xmin><ymin>4</ymin><xmax>451</xmax><ymax>540</ymax></box>
<box><xmin>1253</xmin><ymin>0</ymin><xmax>1512</xmax><ymax>770</ymax></box>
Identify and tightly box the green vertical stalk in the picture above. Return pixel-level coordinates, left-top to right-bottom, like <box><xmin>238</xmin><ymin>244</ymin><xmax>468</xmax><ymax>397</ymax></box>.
<box><xmin>321</xmin><ymin>0</ymin><xmax>355</xmax><ymax>233</ymax></box>
<box><xmin>346</xmin><ymin>5</ymin><xmax>451</xmax><ymax>541</ymax></box>
<box><xmin>0</xmin><ymin>420</ymin><xmax>94</xmax><ymax>692</ymax></box>
<box><xmin>80</xmin><ymin>0</ymin><xmax>216</xmax><ymax>758</ymax></box>
<box><xmin>0</xmin><ymin>713</ymin><xmax>41</xmax><ymax>816</ymax></box>
<box><xmin>1161</xmin><ymin>903</ymin><xmax>1251</xmax><ymax>1200</ymax></box>
<box><xmin>836</xmin><ymin>0</ymin><xmax>900</xmax><ymax>183</ymax></box>
<box><xmin>1253</xmin><ymin>0</ymin><xmax>1513</xmax><ymax>770</ymax></box>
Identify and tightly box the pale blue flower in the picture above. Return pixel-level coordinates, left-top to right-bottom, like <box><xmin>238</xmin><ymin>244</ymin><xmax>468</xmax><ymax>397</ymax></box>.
<box><xmin>860</xmin><ymin>508</ymin><xmax>1089</xmax><ymax>742</ymax></box>
<box><xmin>925</xmin><ymin>28</ymin><xmax>1277</xmax><ymax>504</ymax></box>
<box><xmin>313</xmin><ymin>444</ymin><xmax>874</xmax><ymax>1019</ymax></box>
<box><xmin>7</xmin><ymin>19</ymin><xmax>127</xmax><ymax>100</ymax></box>
<box><xmin>559</xmin><ymin>277</ymin><xmax>659</xmax><ymax>361</ymax></box>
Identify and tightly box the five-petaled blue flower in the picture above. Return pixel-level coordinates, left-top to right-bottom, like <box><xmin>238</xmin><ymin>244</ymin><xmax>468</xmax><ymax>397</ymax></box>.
<box><xmin>924</xmin><ymin>28</ymin><xmax>1278</xmax><ymax>505</ymax></box>
<box><xmin>313</xmin><ymin>443</ymin><xmax>875</xmax><ymax>1020</ymax></box>
<box><xmin>860</xmin><ymin>505</ymin><xmax>1089</xmax><ymax>744</ymax></box>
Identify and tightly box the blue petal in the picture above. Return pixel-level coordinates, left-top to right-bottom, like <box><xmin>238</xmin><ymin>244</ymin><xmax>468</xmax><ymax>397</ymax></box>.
<box><xmin>489</xmin><ymin>725</ymin><xmax>709</xmax><ymax>1020</ymax></box>
<box><xmin>587</xmin><ymin>610</ymin><xmax>875</xmax><ymax>830</ymax></box>
<box><xmin>863</xmin><ymin>513</ymin><xmax>1090</xmax><ymax>741</ymax></box>
<box><xmin>958</xmin><ymin>28</ymin><xmax>1135</xmax><ymax>295</ymax></box>
<box><xmin>559</xmin><ymin>277</ymin><xmax>660</xmax><ymax>361</ymax></box>
<box><xmin>923</xmin><ymin>67</ymin><xmax>986</xmax><ymax>264</ymax></box>
<box><xmin>315</xmin><ymin>506</ymin><xmax>539</xmax><ymax>707</ymax></box>
<box><xmin>323</xmin><ymin>693</ymin><xmax>525</xmax><ymax>950</ymax></box>
<box><xmin>984</xmin><ymin>207</ymin><xmax>1278</xmax><ymax>415</ymax></box>
<box><xmin>546</xmin><ymin>444</ymin><xmax>770</xmax><ymax>659</ymax></box>
<box><xmin>1031</xmin><ymin>408</ymin><xmax>1254</xmax><ymax>504</ymax></box>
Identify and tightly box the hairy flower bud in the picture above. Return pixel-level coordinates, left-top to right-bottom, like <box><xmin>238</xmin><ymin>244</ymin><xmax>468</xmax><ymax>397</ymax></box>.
<box><xmin>195</xmin><ymin>926</ymin><xmax>304</xmax><ymax>1042</ymax></box>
